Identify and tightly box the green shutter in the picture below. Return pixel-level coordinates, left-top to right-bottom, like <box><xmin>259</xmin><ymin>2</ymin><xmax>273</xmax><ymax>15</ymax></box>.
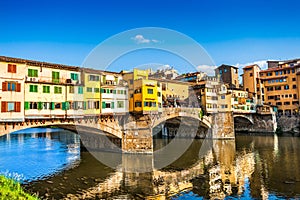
<box><xmin>102</xmin><ymin>102</ymin><xmax>106</xmax><ymax>108</ymax></box>
<box><xmin>111</xmin><ymin>102</ymin><xmax>114</xmax><ymax>109</ymax></box>
<box><xmin>51</xmin><ymin>102</ymin><xmax>55</xmax><ymax>110</ymax></box>
<box><xmin>83</xmin><ymin>102</ymin><xmax>87</xmax><ymax>110</ymax></box>
<box><xmin>66</xmin><ymin>102</ymin><xmax>70</xmax><ymax>110</ymax></box>
<box><xmin>38</xmin><ymin>102</ymin><xmax>43</xmax><ymax>110</ymax></box>
<box><xmin>62</xmin><ymin>102</ymin><xmax>66</xmax><ymax>110</ymax></box>
<box><xmin>113</xmin><ymin>90</ymin><xmax>116</xmax><ymax>94</ymax></box>
<box><xmin>100</xmin><ymin>88</ymin><xmax>104</xmax><ymax>93</ymax></box>
<box><xmin>24</xmin><ymin>102</ymin><xmax>29</xmax><ymax>110</ymax></box>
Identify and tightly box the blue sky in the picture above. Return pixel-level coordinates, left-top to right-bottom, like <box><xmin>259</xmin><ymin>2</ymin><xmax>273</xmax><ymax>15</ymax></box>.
<box><xmin>1</xmin><ymin>0</ymin><xmax>300</xmax><ymax>74</ymax></box>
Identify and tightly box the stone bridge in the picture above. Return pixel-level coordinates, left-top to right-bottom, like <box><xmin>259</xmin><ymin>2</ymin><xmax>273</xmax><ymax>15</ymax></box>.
<box><xmin>0</xmin><ymin>108</ymin><xmax>236</xmax><ymax>153</ymax></box>
<box><xmin>233</xmin><ymin>112</ymin><xmax>277</xmax><ymax>133</ymax></box>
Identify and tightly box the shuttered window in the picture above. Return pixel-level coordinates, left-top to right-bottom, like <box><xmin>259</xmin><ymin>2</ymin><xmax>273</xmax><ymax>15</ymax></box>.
<box><xmin>28</xmin><ymin>69</ymin><xmax>38</xmax><ymax>77</ymax></box>
<box><xmin>43</xmin><ymin>86</ymin><xmax>50</xmax><ymax>93</ymax></box>
<box><xmin>8</xmin><ymin>64</ymin><xmax>17</xmax><ymax>73</ymax></box>
<box><xmin>29</xmin><ymin>85</ymin><xmax>38</xmax><ymax>92</ymax></box>
<box><xmin>2</xmin><ymin>82</ymin><xmax>21</xmax><ymax>92</ymax></box>
<box><xmin>71</xmin><ymin>73</ymin><xmax>78</xmax><ymax>81</ymax></box>
<box><xmin>52</xmin><ymin>71</ymin><xmax>60</xmax><ymax>83</ymax></box>
<box><xmin>54</xmin><ymin>86</ymin><xmax>62</xmax><ymax>94</ymax></box>
<box><xmin>1</xmin><ymin>101</ymin><xmax>20</xmax><ymax>112</ymax></box>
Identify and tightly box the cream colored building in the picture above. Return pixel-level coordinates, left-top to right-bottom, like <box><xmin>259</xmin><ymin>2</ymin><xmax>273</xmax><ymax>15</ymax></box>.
<box><xmin>24</xmin><ymin>62</ymin><xmax>83</xmax><ymax>119</ymax></box>
<box><xmin>0</xmin><ymin>57</ymin><xmax>26</xmax><ymax>122</ymax></box>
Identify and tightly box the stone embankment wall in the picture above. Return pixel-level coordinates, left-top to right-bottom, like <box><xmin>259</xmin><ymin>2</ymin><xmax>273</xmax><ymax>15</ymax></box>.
<box><xmin>276</xmin><ymin>116</ymin><xmax>300</xmax><ymax>135</ymax></box>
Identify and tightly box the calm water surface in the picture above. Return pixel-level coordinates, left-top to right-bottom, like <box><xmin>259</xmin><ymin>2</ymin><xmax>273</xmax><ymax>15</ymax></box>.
<box><xmin>0</xmin><ymin>129</ymin><xmax>300</xmax><ymax>199</ymax></box>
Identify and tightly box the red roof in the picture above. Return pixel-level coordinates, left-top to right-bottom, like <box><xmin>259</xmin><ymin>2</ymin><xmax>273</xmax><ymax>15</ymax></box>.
<box><xmin>243</xmin><ymin>64</ymin><xmax>260</xmax><ymax>69</ymax></box>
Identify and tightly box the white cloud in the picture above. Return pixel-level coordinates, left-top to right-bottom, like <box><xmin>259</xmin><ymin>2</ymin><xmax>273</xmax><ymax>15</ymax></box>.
<box><xmin>235</xmin><ymin>60</ymin><xmax>268</xmax><ymax>71</ymax></box>
<box><xmin>196</xmin><ymin>65</ymin><xmax>217</xmax><ymax>76</ymax></box>
<box><xmin>131</xmin><ymin>34</ymin><xmax>160</xmax><ymax>44</ymax></box>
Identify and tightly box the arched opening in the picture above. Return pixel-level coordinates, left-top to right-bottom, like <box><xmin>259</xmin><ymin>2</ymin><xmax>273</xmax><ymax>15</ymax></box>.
<box><xmin>234</xmin><ymin>116</ymin><xmax>253</xmax><ymax>132</ymax></box>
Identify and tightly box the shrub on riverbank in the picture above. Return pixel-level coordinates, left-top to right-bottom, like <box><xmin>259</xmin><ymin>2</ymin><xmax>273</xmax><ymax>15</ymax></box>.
<box><xmin>0</xmin><ymin>175</ymin><xmax>38</xmax><ymax>200</ymax></box>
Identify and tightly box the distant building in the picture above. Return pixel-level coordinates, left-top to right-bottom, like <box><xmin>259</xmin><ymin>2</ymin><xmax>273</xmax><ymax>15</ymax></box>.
<box><xmin>241</xmin><ymin>64</ymin><xmax>261</xmax><ymax>103</ymax></box>
<box><xmin>149</xmin><ymin>66</ymin><xmax>179</xmax><ymax>80</ymax></box>
<box><xmin>175</xmin><ymin>71</ymin><xmax>207</xmax><ymax>83</ymax></box>
<box><xmin>215</xmin><ymin>64</ymin><xmax>239</xmax><ymax>89</ymax></box>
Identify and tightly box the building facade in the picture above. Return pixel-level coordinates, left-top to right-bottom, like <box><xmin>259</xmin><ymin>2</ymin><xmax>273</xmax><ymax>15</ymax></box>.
<box><xmin>215</xmin><ymin>64</ymin><xmax>239</xmax><ymax>88</ymax></box>
<box><xmin>0</xmin><ymin>57</ymin><xmax>25</xmax><ymax>122</ymax></box>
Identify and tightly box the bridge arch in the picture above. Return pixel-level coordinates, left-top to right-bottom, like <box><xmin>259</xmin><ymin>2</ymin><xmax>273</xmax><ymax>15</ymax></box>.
<box><xmin>233</xmin><ymin>115</ymin><xmax>254</xmax><ymax>124</ymax></box>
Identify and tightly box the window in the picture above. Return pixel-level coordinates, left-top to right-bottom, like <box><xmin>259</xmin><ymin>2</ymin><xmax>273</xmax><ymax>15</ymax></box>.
<box><xmin>43</xmin><ymin>86</ymin><xmax>50</xmax><ymax>93</ymax></box>
<box><xmin>89</xmin><ymin>75</ymin><xmax>100</xmax><ymax>81</ymax></box>
<box><xmin>293</xmin><ymin>85</ymin><xmax>297</xmax><ymax>89</ymax></box>
<box><xmin>2</xmin><ymin>82</ymin><xmax>21</xmax><ymax>92</ymax></box>
<box><xmin>147</xmin><ymin>88</ymin><xmax>153</xmax><ymax>94</ymax></box>
<box><xmin>78</xmin><ymin>86</ymin><xmax>83</xmax><ymax>94</ymax></box>
<box><xmin>292</xmin><ymin>69</ymin><xmax>295</xmax><ymax>73</ymax></box>
<box><xmin>130</xmin><ymin>80</ymin><xmax>133</xmax><ymax>84</ymax></box>
<box><xmin>7</xmin><ymin>64</ymin><xmax>17</xmax><ymax>73</ymax></box>
<box><xmin>284</xmin><ymin>102</ymin><xmax>290</xmax><ymax>105</ymax></box>
<box><xmin>294</xmin><ymin>94</ymin><xmax>297</xmax><ymax>99</ymax></box>
<box><xmin>28</xmin><ymin>69</ymin><xmax>38</xmax><ymax>77</ymax></box>
<box><xmin>55</xmin><ymin>103</ymin><xmax>61</xmax><ymax>109</ymax></box>
<box><xmin>250</xmin><ymin>73</ymin><xmax>253</xmax><ymax>77</ymax></box>
<box><xmin>275</xmin><ymin>86</ymin><xmax>281</xmax><ymax>90</ymax></box>
<box><xmin>29</xmin><ymin>85</ymin><xmax>38</xmax><ymax>92</ymax></box>
<box><xmin>29</xmin><ymin>102</ymin><xmax>38</xmax><ymax>109</ymax></box>
<box><xmin>52</xmin><ymin>71</ymin><xmax>60</xmax><ymax>83</ymax></box>
<box><xmin>54</xmin><ymin>86</ymin><xmax>62</xmax><ymax>94</ymax></box>
<box><xmin>292</xmin><ymin>78</ymin><xmax>296</xmax><ymax>81</ymax></box>
<box><xmin>1</xmin><ymin>102</ymin><xmax>21</xmax><ymax>112</ymax></box>
<box><xmin>94</xmin><ymin>88</ymin><xmax>100</xmax><ymax>93</ymax></box>
<box><xmin>224</xmin><ymin>68</ymin><xmax>227</xmax><ymax>73</ymax></box>
<box><xmin>284</xmin><ymin>85</ymin><xmax>289</xmax><ymax>90</ymax></box>
<box><xmin>117</xmin><ymin>101</ymin><xmax>124</xmax><ymax>108</ymax></box>
<box><xmin>86</xmin><ymin>87</ymin><xmax>93</xmax><ymax>92</ymax></box>
<box><xmin>221</xmin><ymin>95</ymin><xmax>225</xmax><ymax>99</ymax></box>
<box><xmin>219</xmin><ymin>69</ymin><xmax>222</xmax><ymax>74</ymax></box>
<box><xmin>69</xmin><ymin>86</ymin><xmax>74</xmax><ymax>93</ymax></box>
<box><xmin>71</xmin><ymin>73</ymin><xmax>78</xmax><ymax>81</ymax></box>
<box><xmin>135</xmin><ymin>101</ymin><xmax>142</xmax><ymax>107</ymax></box>
<box><xmin>158</xmin><ymin>92</ymin><xmax>161</xmax><ymax>97</ymax></box>
<box><xmin>276</xmin><ymin>102</ymin><xmax>282</xmax><ymax>106</ymax></box>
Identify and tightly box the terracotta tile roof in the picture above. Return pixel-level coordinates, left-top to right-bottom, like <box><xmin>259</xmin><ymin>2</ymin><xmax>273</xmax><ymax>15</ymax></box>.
<box><xmin>243</xmin><ymin>64</ymin><xmax>260</xmax><ymax>69</ymax></box>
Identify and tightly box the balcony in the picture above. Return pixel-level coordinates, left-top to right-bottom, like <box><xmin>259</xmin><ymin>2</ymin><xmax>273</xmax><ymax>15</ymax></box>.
<box><xmin>25</xmin><ymin>76</ymin><xmax>80</xmax><ymax>85</ymax></box>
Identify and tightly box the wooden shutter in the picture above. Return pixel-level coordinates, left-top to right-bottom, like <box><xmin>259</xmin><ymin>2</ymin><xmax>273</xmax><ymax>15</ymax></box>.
<box><xmin>7</xmin><ymin>64</ymin><xmax>12</xmax><ymax>72</ymax></box>
<box><xmin>24</xmin><ymin>102</ymin><xmax>29</xmax><ymax>110</ymax></box>
<box><xmin>38</xmin><ymin>102</ymin><xmax>43</xmax><ymax>110</ymax></box>
<box><xmin>2</xmin><ymin>82</ymin><xmax>7</xmax><ymax>91</ymax></box>
<box><xmin>15</xmin><ymin>102</ymin><xmax>21</xmax><ymax>112</ymax></box>
<box><xmin>1</xmin><ymin>102</ymin><xmax>7</xmax><ymax>112</ymax></box>
<box><xmin>102</xmin><ymin>102</ymin><xmax>106</xmax><ymax>109</ymax></box>
<box><xmin>13</xmin><ymin>65</ymin><xmax>17</xmax><ymax>73</ymax></box>
<box><xmin>16</xmin><ymin>83</ymin><xmax>21</xmax><ymax>92</ymax></box>
<box><xmin>111</xmin><ymin>102</ymin><xmax>114</xmax><ymax>109</ymax></box>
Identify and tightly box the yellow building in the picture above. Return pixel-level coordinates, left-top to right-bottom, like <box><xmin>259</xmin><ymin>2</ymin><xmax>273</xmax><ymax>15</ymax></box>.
<box><xmin>83</xmin><ymin>68</ymin><xmax>101</xmax><ymax>116</ymax></box>
<box><xmin>122</xmin><ymin>69</ymin><xmax>160</xmax><ymax>114</ymax></box>
<box><xmin>150</xmin><ymin>78</ymin><xmax>190</xmax><ymax>108</ymax></box>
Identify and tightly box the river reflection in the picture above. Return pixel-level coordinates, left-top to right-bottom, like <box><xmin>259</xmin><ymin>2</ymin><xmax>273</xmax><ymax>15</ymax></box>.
<box><xmin>0</xmin><ymin>128</ymin><xmax>80</xmax><ymax>183</ymax></box>
<box><xmin>20</xmin><ymin>132</ymin><xmax>300</xmax><ymax>199</ymax></box>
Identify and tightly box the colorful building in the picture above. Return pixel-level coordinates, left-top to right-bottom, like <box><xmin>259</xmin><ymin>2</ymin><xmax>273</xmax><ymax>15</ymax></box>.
<box><xmin>123</xmin><ymin>69</ymin><xmax>160</xmax><ymax>114</ymax></box>
<box><xmin>242</xmin><ymin>59</ymin><xmax>300</xmax><ymax>116</ymax></box>
<box><xmin>0</xmin><ymin>57</ymin><xmax>25</xmax><ymax>122</ymax></box>
<box><xmin>83</xmin><ymin>68</ymin><xmax>101</xmax><ymax>116</ymax></box>
<box><xmin>100</xmin><ymin>72</ymin><xmax>128</xmax><ymax>115</ymax></box>
<box><xmin>24</xmin><ymin>61</ymin><xmax>83</xmax><ymax>120</ymax></box>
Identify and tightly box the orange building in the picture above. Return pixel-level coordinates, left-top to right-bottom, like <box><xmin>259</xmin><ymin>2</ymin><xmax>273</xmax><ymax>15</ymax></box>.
<box><xmin>242</xmin><ymin>59</ymin><xmax>300</xmax><ymax>116</ymax></box>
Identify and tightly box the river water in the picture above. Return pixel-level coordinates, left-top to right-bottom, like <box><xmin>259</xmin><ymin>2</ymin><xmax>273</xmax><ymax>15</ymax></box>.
<box><xmin>0</xmin><ymin>128</ymin><xmax>299</xmax><ymax>199</ymax></box>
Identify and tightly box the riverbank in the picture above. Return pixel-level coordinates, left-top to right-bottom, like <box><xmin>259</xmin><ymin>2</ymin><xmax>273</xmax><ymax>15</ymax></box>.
<box><xmin>277</xmin><ymin>116</ymin><xmax>300</xmax><ymax>136</ymax></box>
<box><xmin>0</xmin><ymin>175</ymin><xmax>38</xmax><ymax>199</ymax></box>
